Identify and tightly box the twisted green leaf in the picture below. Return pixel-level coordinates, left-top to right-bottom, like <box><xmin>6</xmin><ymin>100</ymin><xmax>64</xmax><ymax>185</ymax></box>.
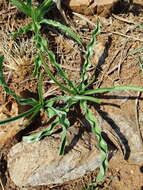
<box><xmin>38</xmin><ymin>72</ymin><xmax>44</xmax><ymax>106</ymax></box>
<box><xmin>43</xmin><ymin>57</ymin><xmax>75</xmax><ymax>94</ymax></box>
<box><xmin>78</xmin><ymin>21</ymin><xmax>100</xmax><ymax>91</ymax></box>
<box><xmin>57</xmin><ymin>113</ymin><xmax>70</xmax><ymax>155</ymax></box>
<box><xmin>45</xmin><ymin>107</ymin><xmax>70</xmax><ymax>155</ymax></box>
<box><xmin>80</xmin><ymin>100</ymin><xmax>108</xmax><ymax>185</ymax></box>
<box><xmin>23</xmin><ymin>117</ymin><xmax>59</xmax><ymax>142</ymax></box>
<box><xmin>40</xmin><ymin>19</ymin><xmax>82</xmax><ymax>45</ymax></box>
<box><xmin>23</xmin><ymin>105</ymin><xmax>70</xmax><ymax>155</ymax></box>
<box><xmin>45</xmin><ymin>50</ymin><xmax>78</xmax><ymax>94</ymax></box>
<box><xmin>33</xmin><ymin>54</ymin><xmax>42</xmax><ymax>77</ymax></box>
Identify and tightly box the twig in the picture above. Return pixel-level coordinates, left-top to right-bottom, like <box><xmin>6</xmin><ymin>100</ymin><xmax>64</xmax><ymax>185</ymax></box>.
<box><xmin>107</xmin><ymin>41</ymin><xmax>131</xmax><ymax>76</ymax></box>
<box><xmin>43</xmin><ymin>87</ymin><xmax>59</xmax><ymax>98</ymax></box>
<box><xmin>72</xmin><ymin>12</ymin><xmax>96</xmax><ymax>27</ymax></box>
<box><xmin>112</xmin><ymin>14</ymin><xmax>137</xmax><ymax>25</ymax></box>
<box><xmin>135</xmin><ymin>92</ymin><xmax>143</xmax><ymax>144</ymax></box>
<box><xmin>117</xmin><ymin>40</ymin><xmax>131</xmax><ymax>77</ymax></box>
<box><xmin>107</xmin><ymin>55</ymin><xmax>127</xmax><ymax>75</ymax></box>
<box><xmin>112</xmin><ymin>32</ymin><xmax>143</xmax><ymax>42</ymax></box>
<box><xmin>0</xmin><ymin>177</ymin><xmax>4</xmax><ymax>190</ymax></box>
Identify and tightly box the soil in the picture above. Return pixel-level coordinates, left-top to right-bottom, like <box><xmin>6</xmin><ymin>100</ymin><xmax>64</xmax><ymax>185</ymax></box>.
<box><xmin>0</xmin><ymin>0</ymin><xmax>143</xmax><ymax>190</ymax></box>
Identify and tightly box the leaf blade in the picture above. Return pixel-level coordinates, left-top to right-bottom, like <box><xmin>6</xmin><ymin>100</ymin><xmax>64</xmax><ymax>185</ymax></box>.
<box><xmin>0</xmin><ymin>56</ymin><xmax>37</xmax><ymax>106</ymax></box>
<box><xmin>84</xmin><ymin>86</ymin><xmax>143</xmax><ymax>95</ymax></box>
<box><xmin>10</xmin><ymin>0</ymin><xmax>31</xmax><ymax>17</ymax></box>
<box><xmin>40</xmin><ymin>19</ymin><xmax>82</xmax><ymax>45</ymax></box>
<box><xmin>80</xmin><ymin>100</ymin><xmax>108</xmax><ymax>185</ymax></box>
<box><xmin>78</xmin><ymin>21</ymin><xmax>100</xmax><ymax>91</ymax></box>
<box><xmin>0</xmin><ymin>104</ymin><xmax>41</xmax><ymax>125</ymax></box>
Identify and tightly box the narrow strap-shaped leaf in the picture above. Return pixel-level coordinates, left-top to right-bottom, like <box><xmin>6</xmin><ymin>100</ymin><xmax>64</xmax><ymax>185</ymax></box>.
<box><xmin>0</xmin><ymin>56</ymin><xmax>37</xmax><ymax>106</ymax></box>
<box><xmin>46</xmin><ymin>50</ymin><xmax>78</xmax><ymax>94</ymax></box>
<box><xmin>59</xmin><ymin>129</ymin><xmax>67</xmax><ymax>155</ymax></box>
<box><xmin>33</xmin><ymin>33</ymin><xmax>79</xmax><ymax>93</ymax></box>
<box><xmin>43</xmin><ymin>60</ymin><xmax>75</xmax><ymax>94</ymax></box>
<box><xmin>0</xmin><ymin>104</ymin><xmax>41</xmax><ymax>125</ymax></box>
<box><xmin>44</xmin><ymin>96</ymin><xmax>71</xmax><ymax>106</ymax></box>
<box><xmin>24</xmin><ymin>106</ymin><xmax>69</xmax><ymax>156</ymax></box>
<box><xmin>38</xmin><ymin>0</ymin><xmax>53</xmax><ymax>18</ymax></box>
<box><xmin>10</xmin><ymin>0</ymin><xmax>32</xmax><ymax>17</ymax></box>
<box><xmin>17</xmin><ymin>98</ymin><xmax>38</xmax><ymax>106</ymax></box>
<box><xmin>73</xmin><ymin>95</ymin><xmax>100</xmax><ymax>103</ymax></box>
<box><xmin>33</xmin><ymin>54</ymin><xmax>42</xmax><ymax>77</ymax></box>
<box><xmin>45</xmin><ymin>96</ymin><xmax>78</xmax><ymax>115</ymax></box>
<box><xmin>23</xmin><ymin>117</ymin><xmax>59</xmax><ymax>142</ymax></box>
<box><xmin>38</xmin><ymin>72</ymin><xmax>44</xmax><ymax>106</ymax></box>
<box><xmin>44</xmin><ymin>95</ymin><xmax>100</xmax><ymax>109</ymax></box>
<box><xmin>39</xmin><ymin>0</ymin><xmax>53</xmax><ymax>10</ymax></box>
<box><xmin>32</xmin><ymin>35</ymin><xmax>47</xmax><ymax>77</ymax></box>
<box><xmin>58</xmin><ymin>114</ymin><xmax>70</xmax><ymax>155</ymax></box>
<box><xmin>46</xmin><ymin>106</ymin><xmax>56</xmax><ymax>118</ymax></box>
<box><xmin>83</xmin><ymin>86</ymin><xmax>143</xmax><ymax>95</ymax></box>
<box><xmin>0</xmin><ymin>55</ymin><xmax>4</xmax><ymax>66</ymax></box>
<box><xmin>34</xmin><ymin>35</ymin><xmax>47</xmax><ymax>51</ymax></box>
<box><xmin>27</xmin><ymin>0</ymin><xmax>32</xmax><ymax>6</ymax></box>
<box><xmin>80</xmin><ymin>100</ymin><xmax>108</xmax><ymax>185</ymax></box>
<box><xmin>44</xmin><ymin>96</ymin><xmax>72</xmax><ymax>117</ymax></box>
<box><xmin>10</xmin><ymin>23</ymin><xmax>32</xmax><ymax>38</ymax></box>
<box><xmin>45</xmin><ymin>106</ymin><xmax>70</xmax><ymax>155</ymax></box>
<box><xmin>40</xmin><ymin>19</ymin><xmax>82</xmax><ymax>45</ymax></box>
<box><xmin>44</xmin><ymin>94</ymin><xmax>100</xmax><ymax>109</ymax></box>
<box><xmin>31</xmin><ymin>7</ymin><xmax>42</xmax><ymax>26</ymax></box>
<box><xmin>78</xmin><ymin>21</ymin><xmax>100</xmax><ymax>92</ymax></box>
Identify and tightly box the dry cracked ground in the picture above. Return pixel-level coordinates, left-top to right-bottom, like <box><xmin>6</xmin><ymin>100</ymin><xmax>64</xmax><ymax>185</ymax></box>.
<box><xmin>0</xmin><ymin>0</ymin><xmax>143</xmax><ymax>190</ymax></box>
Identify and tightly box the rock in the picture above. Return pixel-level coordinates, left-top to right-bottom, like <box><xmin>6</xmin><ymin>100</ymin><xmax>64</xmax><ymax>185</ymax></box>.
<box><xmin>8</xmin><ymin>127</ymin><xmax>103</xmax><ymax>187</ymax></box>
<box><xmin>133</xmin><ymin>0</ymin><xmax>143</xmax><ymax>5</ymax></box>
<box><xmin>98</xmin><ymin>112</ymin><xmax>143</xmax><ymax>163</ymax></box>
<box><xmin>0</xmin><ymin>0</ymin><xmax>4</xmax><ymax>6</ymax></box>
<box><xmin>63</xmin><ymin>0</ymin><xmax>120</xmax><ymax>16</ymax></box>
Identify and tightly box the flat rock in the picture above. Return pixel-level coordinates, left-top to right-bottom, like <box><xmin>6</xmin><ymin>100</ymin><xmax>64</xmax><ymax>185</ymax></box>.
<box><xmin>133</xmin><ymin>0</ymin><xmax>143</xmax><ymax>5</ymax></box>
<box><xmin>98</xmin><ymin>112</ymin><xmax>143</xmax><ymax>163</ymax></box>
<box><xmin>8</xmin><ymin>127</ymin><xmax>103</xmax><ymax>187</ymax></box>
<box><xmin>63</xmin><ymin>0</ymin><xmax>120</xmax><ymax>16</ymax></box>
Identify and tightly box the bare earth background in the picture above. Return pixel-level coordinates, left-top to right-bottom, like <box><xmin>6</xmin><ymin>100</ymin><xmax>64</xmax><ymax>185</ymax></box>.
<box><xmin>0</xmin><ymin>0</ymin><xmax>143</xmax><ymax>189</ymax></box>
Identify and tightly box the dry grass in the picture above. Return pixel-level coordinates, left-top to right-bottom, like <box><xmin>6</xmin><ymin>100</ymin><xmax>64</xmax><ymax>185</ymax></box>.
<box><xmin>0</xmin><ymin>31</ymin><xmax>35</xmax><ymax>79</ymax></box>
